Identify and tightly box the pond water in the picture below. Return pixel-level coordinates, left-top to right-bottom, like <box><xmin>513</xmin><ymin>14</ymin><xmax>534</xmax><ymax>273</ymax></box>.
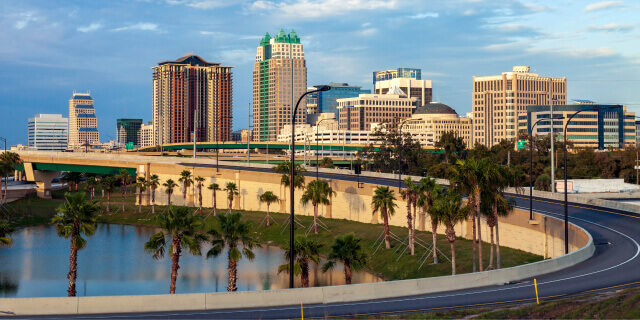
<box><xmin>0</xmin><ymin>224</ymin><xmax>382</xmax><ymax>297</ymax></box>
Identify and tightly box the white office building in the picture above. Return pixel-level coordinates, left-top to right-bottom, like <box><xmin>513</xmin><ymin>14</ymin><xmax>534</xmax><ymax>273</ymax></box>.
<box><xmin>28</xmin><ymin>114</ymin><xmax>69</xmax><ymax>151</ymax></box>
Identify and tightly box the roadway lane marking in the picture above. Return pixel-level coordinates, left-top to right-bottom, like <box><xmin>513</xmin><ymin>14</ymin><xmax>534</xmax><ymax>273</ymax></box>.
<box><xmin>510</xmin><ymin>195</ymin><xmax>640</xmax><ymax>220</ymax></box>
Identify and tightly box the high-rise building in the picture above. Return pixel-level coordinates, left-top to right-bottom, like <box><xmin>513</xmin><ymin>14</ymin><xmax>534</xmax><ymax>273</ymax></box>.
<box><xmin>518</xmin><ymin>104</ymin><xmax>635</xmax><ymax>150</ymax></box>
<box><xmin>253</xmin><ymin>29</ymin><xmax>307</xmax><ymax>141</ymax></box>
<box><xmin>68</xmin><ymin>92</ymin><xmax>100</xmax><ymax>150</ymax></box>
<box><xmin>373</xmin><ymin>68</ymin><xmax>421</xmax><ymax>87</ymax></box>
<box><xmin>306</xmin><ymin>83</ymin><xmax>370</xmax><ymax>119</ymax></box>
<box><xmin>374</xmin><ymin>77</ymin><xmax>432</xmax><ymax>107</ymax></box>
<box><xmin>116</xmin><ymin>119</ymin><xmax>143</xmax><ymax>146</ymax></box>
<box><xmin>138</xmin><ymin>122</ymin><xmax>154</xmax><ymax>148</ymax></box>
<box><xmin>27</xmin><ymin>114</ymin><xmax>68</xmax><ymax>151</ymax></box>
<box><xmin>337</xmin><ymin>87</ymin><xmax>417</xmax><ymax>131</ymax></box>
<box><xmin>152</xmin><ymin>54</ymin><xmax>233</xmax><ymax>145</ymax></box>
<box><xmin>473</xmin><ymin>66</ymin><xmax>567</xmax><ymax>147</ymax></box>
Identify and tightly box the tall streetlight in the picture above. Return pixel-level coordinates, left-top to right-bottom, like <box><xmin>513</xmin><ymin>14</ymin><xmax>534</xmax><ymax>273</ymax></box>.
<box><xmin>289</xmin><ymin>85</ymin><xmax>330</xmax><ymax>289</ymax></box>
<box><xmin>563</xmin><ymin>105</ymin><xmax>620</xmax><ymax>254</ymax></box>
<box><xmin>396</xmin><ymin>119</ymin><xmax>410</xmax><ymax>190</ymax></box>
<box><xmin>315</xmin><ymin>118</ymin><xmax>330</xmax><ymax>181</ymax></box>
<box><xmin>529</xmin><ymin>116</ymin><xmax>564</xmax><ymax>221</ymax></box>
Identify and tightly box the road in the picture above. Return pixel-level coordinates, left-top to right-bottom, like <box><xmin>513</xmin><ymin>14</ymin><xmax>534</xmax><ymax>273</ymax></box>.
<box><xmin>19</xmin><ymin>163</ymin><xmax>640</xmax><ymax>319</ymax></box>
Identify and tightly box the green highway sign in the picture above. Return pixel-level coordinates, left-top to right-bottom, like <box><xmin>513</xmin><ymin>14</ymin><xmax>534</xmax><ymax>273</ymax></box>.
<box><xmin>126</xmin><ymin>142</ymin><xmax>134</xmax><ymax>150</ymax></box>
<box><xmin>516</xmin><ymin>140</ymin><xmax>526</xmax><ymax>151</ymax></box>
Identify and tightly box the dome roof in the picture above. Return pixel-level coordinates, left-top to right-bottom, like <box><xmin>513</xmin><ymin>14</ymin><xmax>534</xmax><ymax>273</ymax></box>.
<box><xmin>414</xmin><ymin>102</ymin><xmax>458</xmax><ymax>115</ymax></box>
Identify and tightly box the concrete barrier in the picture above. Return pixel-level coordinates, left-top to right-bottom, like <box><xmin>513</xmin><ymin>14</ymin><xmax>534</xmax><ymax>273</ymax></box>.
<box><xmin>507</xmin><ymin>188</ymin><xmax>640</xmax><ymax>215</ymax></box>
<box><xmin>0</xmin><ymin>216</ymin><xmax>593</xmax><ymax>316</ymax></box>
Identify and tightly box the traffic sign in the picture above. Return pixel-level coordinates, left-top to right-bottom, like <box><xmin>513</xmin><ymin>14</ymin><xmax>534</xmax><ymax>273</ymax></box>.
<box><xmin>516</xmin><ymin>140</ymin><xmax>526</xmax><ymax>150</ymax></box>
<box><xmin>126</xmin><ymin>142</ymin><xmax>134</xmax><ymax>150</ymax></box>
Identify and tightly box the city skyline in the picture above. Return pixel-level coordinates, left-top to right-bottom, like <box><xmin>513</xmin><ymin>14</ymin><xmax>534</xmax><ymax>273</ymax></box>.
<box><xmin>1</xmin><ymin>0</ymin><xmax>639</xmax><ymax>145</ymax></box>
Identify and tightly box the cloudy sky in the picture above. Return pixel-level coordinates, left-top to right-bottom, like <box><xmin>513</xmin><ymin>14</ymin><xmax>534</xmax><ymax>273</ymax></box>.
<box><xmin>1</xmin><ymin>0</ymin><xmax>639</xmax><ymax>145</ymax></box>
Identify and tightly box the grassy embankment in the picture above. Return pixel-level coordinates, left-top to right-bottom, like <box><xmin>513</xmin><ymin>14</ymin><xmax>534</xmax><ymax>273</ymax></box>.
<box><xmin>5</xmin><ymin>188</ymin><xmax>542</xmax><ymax>281</ymax></box>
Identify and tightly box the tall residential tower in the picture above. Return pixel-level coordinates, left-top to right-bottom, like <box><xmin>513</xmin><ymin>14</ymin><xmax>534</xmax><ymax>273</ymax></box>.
<box><xmin>68</xmin><ymin>92</ymin><xmax>100</xmax><ymax>150</ymax></box>
<box><xmin>472</xmin><ymin>66</ymin><xmax>566</xmax><ymax>147</ymax></box>
<box><xmin>152</xmin><ymin>54</ymin><xmax>233</xmax><ymax>146</ymax></box>
<box><xmin>253</xmin><ymin>29</ymin><xmax>307</xmax><ymax>141</ymax></box>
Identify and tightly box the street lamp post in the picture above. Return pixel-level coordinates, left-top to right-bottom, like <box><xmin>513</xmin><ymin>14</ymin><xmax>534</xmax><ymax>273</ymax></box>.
<box><xmin>563</xmin><ymin>105</ymin><xmax>620</xmax><ymax>254</ymax></box>
<box><xmin>396</xmin><ymin>119</ymin><xmax>410</xmax><ymax>190</ymax></box>
<box><xmin>529</xmin><ymin>116</ymin><xmax>564</xmax><ymax>221</ymax></box>
<box><xmin>316</xmin><ymin>118</ymin><xmax>330</xmax><ymax>181</ymax></box>
<box><xmin>289</xmin><ymin>85</ymin><xmax>330</xmax><ymax>289</ymax></box>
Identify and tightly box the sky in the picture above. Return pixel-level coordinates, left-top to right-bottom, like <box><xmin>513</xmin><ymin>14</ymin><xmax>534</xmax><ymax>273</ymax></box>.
<box><xmin>1</xmin><ymin>0</ymin><xmax>639</xmax><ymax>146</ymax></box>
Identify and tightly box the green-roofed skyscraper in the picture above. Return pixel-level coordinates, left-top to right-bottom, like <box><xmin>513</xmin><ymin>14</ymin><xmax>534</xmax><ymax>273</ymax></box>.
<box><xmin>252</xmin><ymin>29</ymin><xmax>307</xmax><ymax>141</ymax></box>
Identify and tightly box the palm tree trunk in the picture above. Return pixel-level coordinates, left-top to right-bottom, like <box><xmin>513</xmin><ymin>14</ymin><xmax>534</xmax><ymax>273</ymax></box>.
<box><xmin>90</xmin><ymin>188</ymin><xmax>94</xmax><ymax>201</ymax></box>
<box><xmin>227</xmin><ymin>249</ymin><xmax>238</xmax><ymax>291</ymax></box>
<box><xmin>151</xmin><ymin>189</ymin><xmax>156</xmax><ymax>214</ymax></box>
<box><xmin>313</xmin><ymin>203</ymin><xmax>318</xmax><ymax>234</ymax></box>
<box><xmin>198</xmin><ymin>187</ymin><xmax>202</xmax><ymax>214</ymax></box>
<box><xmin>301</xmin><ymin>260</ymin><xmax>310</xmax><ymax>287</ymax></box>
<box><xmin>344</xmin><ymin>262</ymin><xmax>352</xmax><ymax>285</ymax></box>
<box><xmin>67</xmin><ymin>228</ymin><xmax>79</xmax><ymax>297</ymax></box>
<box><xmin>138</xmin><ymin>189</ymin><xmax>142</xmax><ymax>213</ymax></box>
<box><xmin>121</xmin><ymin>185</ymin><xmax>125</xmax><ymax>212</ymax></box>
<box><xmin>168</xmin><ymin>193</ymin><xmax>172</xmax><ymax>205</ymax></box>
<box><xmin>183</xmin><ymin>183</ymin><xmax>187</xmax><ymax>200</ymax></box>
<box><xmin>475</xmin><ymin>189</ymin><xmax>483</xmax><ymax>272</ymax></box>
<box><xmin>213</xmin><ymin>192</ymin><xmax>217</xmax><ymax>216</ymax></box>
<box><xmin>169</xmin><ymin>236</ymin><xmax>181</xmax><ymax>294</ymax></box>
<box><xmin>266</xmin><ymin>204</ymin><xmax>271</xmax><ymax>227</ymax></box>
<box><xmin>431</xmin><ymin>221</ymin><xmax>438</xmax><ymax>264</ymax></box>
<box><xmin>496</xmin><ymin>217</ymin><xmax>501</xmax><ymax>269</ymax></box>
<box><xmin>488</xmin><ymin>225</ymin><xmax>495</xmax><ymax>270</ymax></box>
<box><xmin>383</xmin><ymin>209</ymin><xmax>391</xmax><ymax>249</ymax></box>
<box><xmin>412</xmin><ymin>201</ymin><xmax>417</xmax><ymax>252</ymax></box>
<box><xmin>106</xmin><ymin>192</ymin><xmax>111</xmax><ymax>213</ymax></box>
<box><xmin>450</xmin><ymin>241</ymin><xmax>456</xmax><ymax>275</ymax></box>
<box><xmin>406</xmin><ymin>201</ymin><xmax>413</xmax><ymax>255</ymax></box>
<box><xmin>470</xmin><ymin>194</ymin><xmax>477</xmax><ymax>273</ymax></box>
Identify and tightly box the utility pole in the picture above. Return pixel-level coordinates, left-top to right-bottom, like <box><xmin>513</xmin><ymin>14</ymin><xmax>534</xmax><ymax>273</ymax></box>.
<box><xmin>550</xmin><ymin>90</ymin><xmax>555</xmax><ymax>193</ymax></box>
<box><xmin>247</xmin><ymin>103</ymin><xmax>251</xmax><ymax>165</ymax></box>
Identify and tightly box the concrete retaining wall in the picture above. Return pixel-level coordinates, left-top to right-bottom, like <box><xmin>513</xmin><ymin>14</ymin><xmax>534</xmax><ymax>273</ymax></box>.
<box><xmin>0</xmin><ymin>221</ymin><xmax>593</xmax><ymax>316</ymax></box>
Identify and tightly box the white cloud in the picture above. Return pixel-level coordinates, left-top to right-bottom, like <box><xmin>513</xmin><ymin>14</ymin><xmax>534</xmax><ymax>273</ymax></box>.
<box><xmin>218</xmin><ymin>48</ymin><xmax>255</xmax><ymax>65</ymax></box>
<box><xmin>246</xmin><ymin>0</ymin><xmax>397</xmax><ymax>19</ymax></box>
<box><xmin>168</xmin><ymin>0</ymin><xmax>240</xmax><ymax>9</ymax></box>
<box><xmin>462</xmin><ymin>9</ymin><xmax>476</xmax><ymax>16</ymax></box>
<box><xmin>77</xmin><ymin>23</ymin><xmax>103</xmax><ymax>33</ymax></box>
<box><xmin>583</xmin><ymin>1</ymin><xmax>623</xmax><ymax>12</ymax></box>
<box><xmin>523</xmin><ymin>3</ymin><xmax>552</xmax><ymax>13</ymax></box>
<box><xmin>409</xmin><ymin>12</ymin><xmax>439</xmax><ymax>19</ymax></box>
<box><xmin>484</xmin><ymin>41</ymin><xmax>528</xmax><ymax>51</ymax></box>
<box><xmin>13</xmin><ymin>13</ymin><xmax>38</xmax><ymax>30</ymax></box>
<box><xmin>112</xmin><ymin>23</ymin><xmax>160</xmax><ymax>32</ymax></box>
<box><xmin>357</xmin><ymin>28</ymin><xmax>378</xmax><ymax>37</ymax></box>
<box><xmin>527</xmin><ymin>47</ymin><xmax>618</xmax><ymax>58</ymax></box>
<box><xmin>586</xmin><ymin>23</ymin><xmax>634</xmax><ymax>32</ymax></box>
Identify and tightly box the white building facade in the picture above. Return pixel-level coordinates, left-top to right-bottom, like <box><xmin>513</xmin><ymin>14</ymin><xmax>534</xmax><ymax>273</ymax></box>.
<box><xmin>27</xmin><ymin>114</ymin><xmax>69</xmax><ymax>151</ymax></box>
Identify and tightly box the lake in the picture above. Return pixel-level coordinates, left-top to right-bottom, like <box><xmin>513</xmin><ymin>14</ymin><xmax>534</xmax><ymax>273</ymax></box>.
<box><xmin>0</xmin><ymin>224</ymin><xmax>381</xmax><ymax>297</ymax></box>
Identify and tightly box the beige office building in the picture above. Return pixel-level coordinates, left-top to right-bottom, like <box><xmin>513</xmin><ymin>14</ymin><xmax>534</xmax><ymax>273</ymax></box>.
<box><xmin>337</xmin><ymin>87</ymin><xmax>417</xmax><ymax>131</ymax></box>
<box><xmin>473</xmin><ymin>66</ymin><xmax>567</xmax><ymax>147</ymax></box>
<box><xmin>68</xmin><ymin>92</ymin><xmax>100</xmax><ymax>150</ymax></box>
<box><xmin>253</xmin><ymin>29</ymin><xmax>307</xmax><ymax>141</ymax></box>
<box><xmin>404</xmin><ymin>102</ymin><xmax>474</xmax><ymax>148</ymax></box>
<box><xmin>138</xmin><ymin>123</ymin><xmax>154</xmax><ymax>148</ymax></box>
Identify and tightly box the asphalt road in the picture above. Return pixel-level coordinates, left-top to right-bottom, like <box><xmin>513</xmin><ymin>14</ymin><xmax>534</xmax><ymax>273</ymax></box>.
<box><xmin>18</xmin><ymin>163</ymin><xmax>640</xmax><ymax>319</ymax></box>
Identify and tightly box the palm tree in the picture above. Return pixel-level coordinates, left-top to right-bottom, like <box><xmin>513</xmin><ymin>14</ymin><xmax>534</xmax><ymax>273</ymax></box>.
<box><xmin>448</xmin><ymin>158</ymin><xmax>492</xmax><ymax>272</ymax></box>
<box><xmin>83</xmin><ymin>176</ymin><xmax>100</xmax><ymax>201</ymax></box>
<box><xmin>178</xmin><ymin>170</ymin><xmax>193</xmax><ymax>203</ymax></box>
<box><xmin>207</xmin><ymin>212</ymin><xmax>260</xmax><ymax>291</ymax></box>
<box><xmin>319</xmin><ymin>157</ymin><xmax>334</xmax><ymax>168</ymax></box>
<box><xmin>400</xmin><ymin>177</ymin><xmax>418</xmax><ymax>255</ymax></box>
<box><xmin>300</xmin><ymin>179</ymin><xmax>335</xmax><ymax>234</ymax></box>
<box><xmin>484</xmin><ymin>164</ymin><xmax>517</xmax><ymax>269</ymax></box>
<box><xmin>116</xmin><ymin>169</ymin><xmax>132</xmax><ymax>212</ymax></box>
<box><xmin>149</xmin><ymin>174</ymin><xmax>160</xmax><ymax>214</ymax></box>
<box><xmin>429</xmin><ymin>188</ymin><xmax>469</xmax><ymax>275</ymax></box>
<box><xmin>134</xmin><ymin>176</ymin><xmax>148</xmax><ymax>213</ymax></box>
<box><xmin>273</xmin><ymin>162</ymin><xmax>305</xmax><ymax>210</ymax></box>
<box><xmin>163</xmin><ymin>179</ymin><xmax>178</xmax><ymax>206</ymax></box>
<box><xmin>223</xmin><ymin>182</ymin><xmax>239</xmax><ymax>213</ymax></box>
<box><xmin>417</xmin><ymin>176</ymin><xmax>441</xmax><ymax>264</ymax></box>
<box><xmin>0</xmin><ymin>151</ymin><xmax>22</xmax><ymax>203</ymax></box>
<box><xmin>322</xmin><ymin>233</ymin><xmax>367</xmax><ymax>284</ymax></box>
<box><xmin>61</xmin><ymin>171</ymin><xmax>83</xmax><ymax>192</ymax></box>
<box><xmin>278</xmin><ymin>235</ymin><xmax>322</xmax><ymax>288</ymax></box>
<box><xmin>207</xmin><ymin>182</ymin><xmax>220</xmax><ymax>216</ymax></box>
<box><xmin>101</xmin><ymin>175</ymin><xmax>116</xmax><ymax>213</ymax></box>
<box><xmin>51</xmin><ymin>192</ymin><xmax>99</xmax><ymax>296</ymax></box>
<box><xmin>0</xmin><ymin>219</ymin><xmax>14</xmax><ymax>246</ymax></box>
<box><xmin>259</xmin><ymin>191</ymin><xmax>279</xmax><ymax>227</ymax></box>
<box><xmin>372</xmin><ymin>186</ymin><xmax>397</xmax><ymax>249</ymax></box>
<box><xmin>194</xmin><ymin>176</ymin><xmax>205</xmax><ymax>214</ymax></box>
<box><xmin>144</xmin><ymin>205</ymin><xmax>206</xmax><ymax>294</ymax></box>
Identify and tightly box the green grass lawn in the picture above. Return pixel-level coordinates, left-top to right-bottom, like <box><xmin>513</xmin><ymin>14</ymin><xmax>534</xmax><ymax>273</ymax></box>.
<box><xmin>4</xmin><ymin>189</ymin><xmax>542</xmax><ymax>281</ymax></box>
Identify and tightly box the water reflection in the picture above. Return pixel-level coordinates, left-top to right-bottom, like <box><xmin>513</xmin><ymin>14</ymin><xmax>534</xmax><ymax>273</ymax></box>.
<box><xmin>0</xmin><ymin>224</ymin><xmax>381</xmax><ymax>297</ymax></box>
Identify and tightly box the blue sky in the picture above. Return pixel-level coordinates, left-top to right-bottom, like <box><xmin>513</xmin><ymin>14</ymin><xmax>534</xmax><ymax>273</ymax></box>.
<box><xmin>1</xmin><ymin>0</ymin><xmax>639</xmax><ymax>145</ymax></box>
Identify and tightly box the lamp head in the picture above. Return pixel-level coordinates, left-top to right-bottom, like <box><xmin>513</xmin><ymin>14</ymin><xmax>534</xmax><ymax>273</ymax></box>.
<box><xmin>318</xmin><ymin>85</ymin><xmax>331</xmax><ymax>92</ymax></box>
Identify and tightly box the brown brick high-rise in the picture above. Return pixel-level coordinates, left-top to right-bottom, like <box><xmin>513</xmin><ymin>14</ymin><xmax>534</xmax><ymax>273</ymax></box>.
<box><xmin>152</xmin><ymin>54</ymin><xmax>233</xmax><ymax>145</ymax></box>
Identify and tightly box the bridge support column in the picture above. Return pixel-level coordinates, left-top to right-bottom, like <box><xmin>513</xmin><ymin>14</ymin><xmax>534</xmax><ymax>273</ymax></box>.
<box><xmin>23</xmin><ymin>163</ymin><xmax>61</xmax><ymax>199</ymax></box>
